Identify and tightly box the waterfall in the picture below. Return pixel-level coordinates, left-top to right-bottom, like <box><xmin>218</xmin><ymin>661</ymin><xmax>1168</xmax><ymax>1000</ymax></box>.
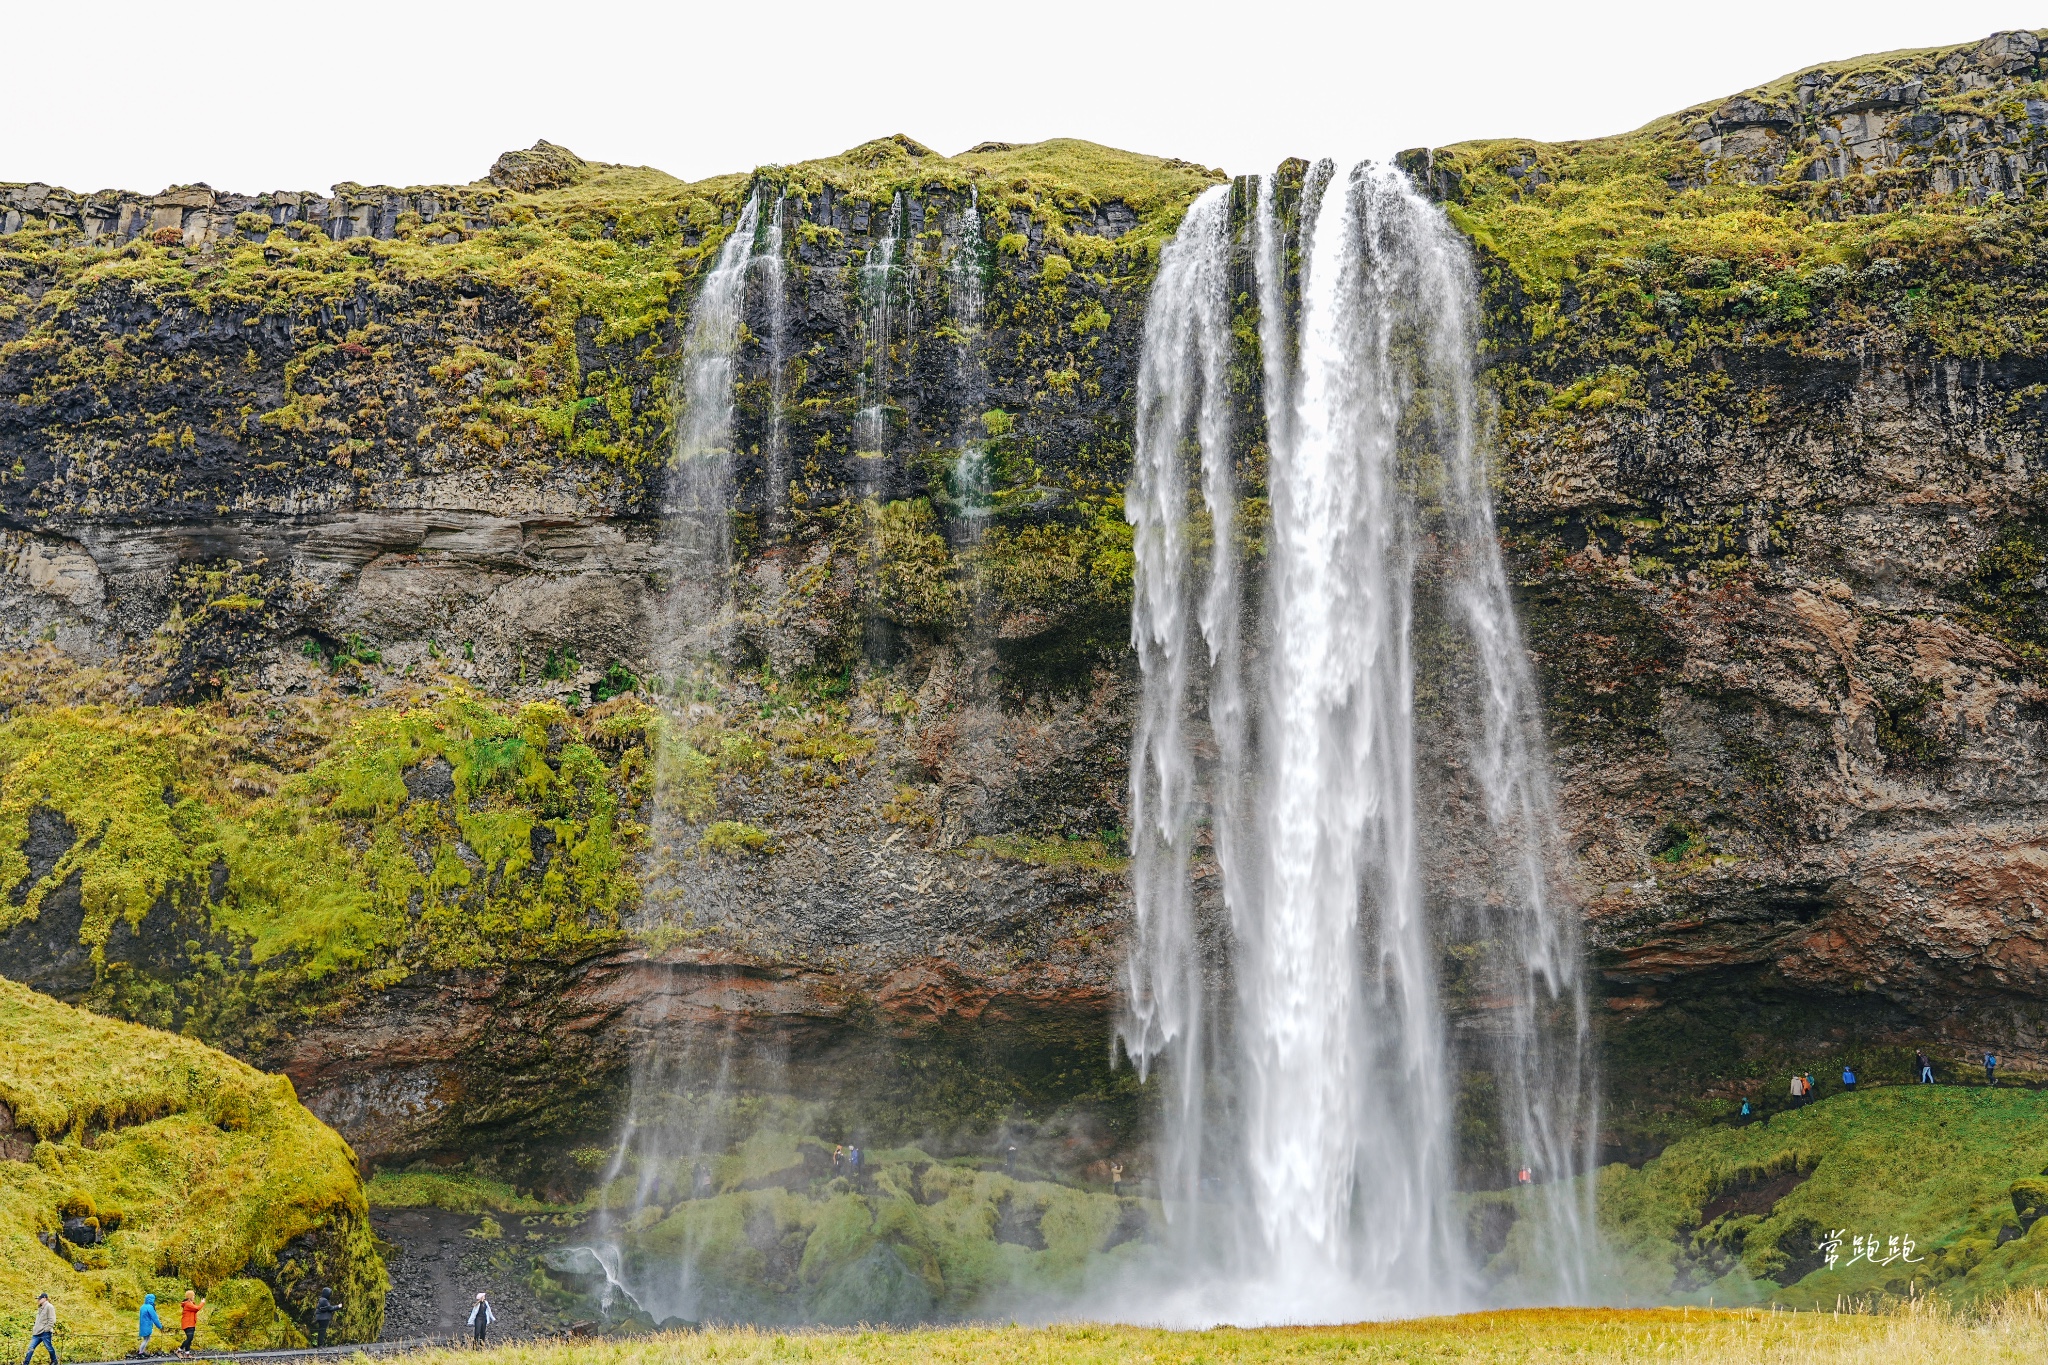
<box><xmin>855</xmin><ymin>191</ymin><xmax>905</xmax><ymax>472</ymax></box>
<box><xmin>949</xmin><ymin>187</ymin><xmax>990</xmax><ymax>533</ymax></box>
<box><xmin>1119</xmin><ymin>163</ymin><xmax>1593</xmax><ymax>1322</ymax></box>
<box><xmin>761</xmin><ymin>193</ymin><xmax>789</xmax><ymax>539</ymax></box>
<box><xmin>618</xmin><ymin>188</ymin><xmax>780</xmax><ymax>1321</ymax></box>
<box><xmin>661</xmin><ymin>190</ymin><xmax>762</xmax><ymax>660</ymax></box>
<box><xmin>1120</xmin><ymin>183</ymin><xmax>1234</xmax><ymax>1240</ymax></box>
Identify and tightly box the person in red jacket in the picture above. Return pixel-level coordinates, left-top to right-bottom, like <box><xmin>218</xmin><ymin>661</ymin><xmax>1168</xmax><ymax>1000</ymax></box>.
<box><xmin>177</xmin><ymin>1291</ymin><xmax>205</xmax><ymax>1356</ymax></box>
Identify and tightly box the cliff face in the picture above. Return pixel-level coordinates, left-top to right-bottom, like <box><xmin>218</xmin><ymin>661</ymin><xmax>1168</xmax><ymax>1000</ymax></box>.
<box><xmin>1420</xmin><ymin>27</ymin><xmax>2048</xmax><ymax>1151</ymax></box>
<box><xmin>5</xmin><ymin>33</ymin><xmax>2048</xmax><ymax>1178</ymax></box>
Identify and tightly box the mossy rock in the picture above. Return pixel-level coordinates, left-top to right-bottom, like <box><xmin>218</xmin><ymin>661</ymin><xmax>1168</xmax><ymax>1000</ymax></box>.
<box><xmin>0</xmin><ymin>976</ymin><xmax>386</xmax><ymax>1354</ymax></box>
<box><xmin>2010</xmin><ymin>1176</ymin><xmax>2048</xmax><ymax>1218</ymax></box>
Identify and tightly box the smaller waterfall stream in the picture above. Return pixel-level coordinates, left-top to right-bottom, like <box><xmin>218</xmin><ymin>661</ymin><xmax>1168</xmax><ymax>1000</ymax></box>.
<box><xmin>660</xmin><ymin>191</ymin><xmax>762</xmax><ymax>661</ymax></box>
<box><xmin>949</xmin><ymin>187</ymin><xmax>991</xmax><ymax>533</ymax></box>
<box><xmin>761</xmin><ymin>193</ymin><xmax>790</xmax><ymax>538</ymax></box>
<box><xmin>855</xmin><ymin>191</ymin><xmax>905</xmax><ymax>473</ymax></box>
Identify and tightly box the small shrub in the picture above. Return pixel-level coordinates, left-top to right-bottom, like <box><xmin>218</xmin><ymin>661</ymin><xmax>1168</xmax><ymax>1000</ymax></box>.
<box><xmin>698</xmin><ymin>821</ymin><xmax>775</xmax><ymax>857</ymax></box>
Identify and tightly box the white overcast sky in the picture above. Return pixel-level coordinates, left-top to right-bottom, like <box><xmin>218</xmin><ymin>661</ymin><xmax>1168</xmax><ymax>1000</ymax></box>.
<box><xmin>6</xmin><ymin>2</ymin><xmax>2039</xmax><ymax>194</ymax></box>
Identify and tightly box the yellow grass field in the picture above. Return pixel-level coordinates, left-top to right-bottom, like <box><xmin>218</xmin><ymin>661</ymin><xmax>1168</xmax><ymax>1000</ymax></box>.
<box><xmin>400</xmin><ymin>1298</ymin><xmax>2048</xmax><ymax>1365</ymax></box>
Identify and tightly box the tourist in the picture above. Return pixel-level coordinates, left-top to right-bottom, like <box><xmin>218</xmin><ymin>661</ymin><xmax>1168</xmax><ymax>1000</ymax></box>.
<box><xmin>1841</xmin><ymin>1065</ymin><xmax>1857</xmax><ymax>1091</ymax></box>
<box><xmin>832</xmin><ymin>1144</ymin><xmax>843</xmax><ymax>1174</ymax></box>
<box><xmin>1986</xmin><ymin>1052</ymin><xmax>1999</xmax><ymax>1086</ymax></box>
<box><xmin>692</xmin><ymin>1163</ymin><xmax>712</xmax><ymax>1198</ymax></box>
<box><xmin>1917</xmin><ymin>1051</ymin><xmax>1934</xmax><ymax>1084</ymax></box>
<box><xmin>136</xmin><ymin>1293</ymin><xmax>164</xmax><ymax>1357</ymax></box>
<box><xmin>1805</xmin><ymin>1072</ymin><xmax>1816</xmax><ymax>1104</ymax></box>
<box><xmin>1110</xmin><ymin>1162</ymin><xmax>1124</xmax><ymax>1197</ymax></box>
<box><xmin>468</xmin><ymin>1293</ymin><xmax>494</xmax><ymax>1346</ymax></box>
<box><xmin>177</xmin><ymin>1290</ymin><xmax>204</xmax><ymax>1356</ymax></box>
<box><xmin>1790</xmin><ymin>1073</ymin><xmax>1805</xmax><ymax>1106</ymax></box>
<box><xmin>1740</xmin><ymin>1098</ymin><xmax>1752</xmax><ymax>1121</ymax></box>
<box><xmin>1006</xmin><ymin>1145</ymin><xmax>1018</xmax><ymax>1176</ymax></box>
<box><xmin>24</xmin><ymin>1291</ymin><xmax>56</xmax><ymax>1365</ymax></box>
<box><xmin>311</xmin><ymin>1288</ymin><xmax>336</xmax><ymax>1348</ymax></box>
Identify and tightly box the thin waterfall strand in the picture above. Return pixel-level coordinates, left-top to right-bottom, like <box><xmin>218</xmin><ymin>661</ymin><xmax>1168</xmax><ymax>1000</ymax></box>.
<box><xmin>663</xmin><ymin>191</ymin><xmax>762</xmax><ymax>655</ymax></box>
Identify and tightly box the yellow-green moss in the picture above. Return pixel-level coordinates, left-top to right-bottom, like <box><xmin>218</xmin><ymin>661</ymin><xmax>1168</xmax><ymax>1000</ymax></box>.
<box><xmin>0</xmin><ymin>977</ymin><xmax>385</xmax><ymax>1355</ymax></box>
<box><xmin>0</xmin><ymin>681</ymin><xmax>651</xmax><ymax>1045</ymax></box>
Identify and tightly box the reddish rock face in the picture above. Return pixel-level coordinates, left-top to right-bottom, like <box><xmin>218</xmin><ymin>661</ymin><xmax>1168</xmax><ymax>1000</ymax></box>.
<box><xmin>277</xmin><ymin>939</ymin><xmax>1128</xmax><ymax>1170</ymax></box>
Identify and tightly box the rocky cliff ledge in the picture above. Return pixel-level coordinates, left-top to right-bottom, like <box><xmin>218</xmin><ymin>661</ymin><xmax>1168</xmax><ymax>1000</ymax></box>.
<box><xmin>4</xmin><ymin>31</ymin><xmax>2048</xmax><ymax>1180</ymax></box>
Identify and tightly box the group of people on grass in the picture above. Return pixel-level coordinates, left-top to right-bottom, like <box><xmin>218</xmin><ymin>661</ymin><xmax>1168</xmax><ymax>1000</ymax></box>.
<box><xmin>1773</xmin><ymin>1051</ymin><xmax>2006</xmax><ymax>1112</ymax></box>
<box><xmin>23</xmin><ymin>1285</ymin><xmax>498</xmax><ymax>1362</ymax></box>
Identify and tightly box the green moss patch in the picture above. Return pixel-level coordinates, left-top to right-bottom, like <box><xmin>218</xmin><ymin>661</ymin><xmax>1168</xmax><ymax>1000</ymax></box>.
<box><xmin>1532</xmin><ymin>1087</ymin><xmax>2048</xmax><ymax>1306</ymax></box>
<box><xmin>587</xmin><ymin>1136</ymin><xmax>1148</xmax><ymax>1324</ymax></box>
<box><xmin>0</xmin><ymin>976</ymin><xmax>384</xmax><ymax>1355</ymax></box>
<box><xmin>0</xmin><ymin>681</ymin><xmax>650</xmax><ymax>1050</ymax></box>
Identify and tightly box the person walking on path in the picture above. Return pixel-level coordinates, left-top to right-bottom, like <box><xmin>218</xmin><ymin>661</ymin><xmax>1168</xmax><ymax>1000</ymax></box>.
<box><xmin>1790</xmin><ymin>1073</ymin><xmax>1805</xmax><ymax>1106</ymax></box>
<box><xmin>1805</xmin><ymin>1073</ymin><xmax>1817</xmax><ymax>1105</ymax></box>
<box><xmin>1986</xmin><ymin>1053</ymin><xmax>1999</xmax><ymax>1086</ymax></box>
<box><xmin>1917</xmin><ymin>1051</ymin><xmax>1934</xmax><ymax>1084</ymax></box>
<box><xmin>467</xmin><ymin>1293</ymin><xmax>494</xmax><ymax>1346</ymax></box>
<box><xmin>1110</xmin><ymin>1162</ymin><xmax>1124</xmax><ymax>1197</ymax></box>
<box><xmin>24</xmin><ymin>1292</ymin><xmax>55</xmax><ymax>1365</ymax></box>
<box><xmin>136</xmin><ymin>1294</ymin><xmax>164</xmax><ymax>1357</ymax></box>
<box><xmin>310</xmin><ymin>1289</ymin><xmax>336</xmax><ymax>1348</ymax></box>
<box><xmin>1740</xmin><ymin>1098</ymin><xmax>1752</xmax><ymax>1121</ymax></box>
<box><xmin>176</xmin><ymin>1291</ymin><xmax>204</xmax><ymax>1356</ymax></box>
<box><xmin>1841</xmin><ymin>1065</ymin><xmax>1858</xmax><ymax>1091</ymax></box>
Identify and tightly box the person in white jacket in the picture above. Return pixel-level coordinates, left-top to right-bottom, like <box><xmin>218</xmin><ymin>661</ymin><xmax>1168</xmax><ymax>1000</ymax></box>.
<box><xmin>24</xmin><ymin>1292</ymin><xmax>56</xmax><ymax>1365</ymax></box>
<box><xmin>467</xmin><ymin>1293</ymin><xmax>494</xmax><ymax>1346</ymax></box>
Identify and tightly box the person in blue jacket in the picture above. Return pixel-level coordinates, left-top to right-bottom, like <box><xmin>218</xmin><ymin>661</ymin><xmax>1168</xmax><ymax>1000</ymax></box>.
<box><xmin>136</xmin><ymin>1294</ymin><xmax>165</xmax><ymax>1357</ymax></box>
<box><xmin>1841</xmin><ymin>1065</ymin><xmax>1857</xmax><ymax>1091</ymax></box>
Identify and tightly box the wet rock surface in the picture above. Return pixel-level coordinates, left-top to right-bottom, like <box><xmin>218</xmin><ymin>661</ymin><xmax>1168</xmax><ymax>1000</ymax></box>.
<box><xmin>372</xmin><ymin>1208</ymin><xmax>580</xmax><ymax>1341</ymax></box>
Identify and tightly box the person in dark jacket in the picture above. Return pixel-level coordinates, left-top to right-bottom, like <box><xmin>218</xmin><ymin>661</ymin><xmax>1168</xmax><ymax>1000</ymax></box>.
<box><xmin>467</xmin><ymin>1293</ymin><xmax>494</xmax><ymax>1345</ymax></box>
<box><xmin>311</xmin><ymin>1289</ymin><xmax>336</xmax><ymax>1348</ymax></box>
<box><xmin>1917</xmin><ymin>1051</ymin><xmax>1934</xmax><ymax>1084</ymax></box>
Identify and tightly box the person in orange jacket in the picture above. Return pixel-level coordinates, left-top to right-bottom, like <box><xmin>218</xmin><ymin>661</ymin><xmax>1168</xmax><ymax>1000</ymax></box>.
<box><xmin>176</xmin><ymin>1290</ymin><xmax>205</xmax><ymax>1356</ymax></box>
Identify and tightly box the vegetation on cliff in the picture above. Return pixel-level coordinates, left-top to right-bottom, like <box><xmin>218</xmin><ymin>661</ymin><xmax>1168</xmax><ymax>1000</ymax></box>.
<box><xmin>0</xmin><ymin>651</ymin><xmax>652</xmax><ymax>1051</ymax></box>
<box><xmin>0</xmin><ymin>136</ymin><xmax>1216</xmax><ymax>512</ymax></box>
<box><xmin>1523</xmin><ymin>1086</ymin><xmax>2048</xmax><ymax>1306</ymax></box>
<box><xmin>0</xmin><ymin>976</ymin><xmax>384</xmax><ymax>1354</ymax></box>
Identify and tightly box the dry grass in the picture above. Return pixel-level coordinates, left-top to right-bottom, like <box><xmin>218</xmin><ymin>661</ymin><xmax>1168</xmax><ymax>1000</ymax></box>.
<box><xmin>406</xmin><ymin>1296</ymin><xmax>2048</xmax><ymax>1365</ymax></box>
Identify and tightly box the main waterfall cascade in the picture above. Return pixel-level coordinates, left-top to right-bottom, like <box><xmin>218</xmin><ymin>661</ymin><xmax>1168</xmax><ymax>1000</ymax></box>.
<box><xmin>1117</xmin><ymin>163</ymin><xmax>1594</xmax><ymax>1321</ymax></box>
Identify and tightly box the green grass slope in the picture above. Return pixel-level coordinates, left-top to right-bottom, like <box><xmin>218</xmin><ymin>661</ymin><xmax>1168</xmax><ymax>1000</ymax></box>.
<box><xmin>0</xmin><ymin>975</ymin><xmax>385</xmax><ymax>1357</ymax></box>
<box><xmin>1586</xmin><ymin>1086</ymin><xmax>2048</xmax><ymax>1306</ymax></box>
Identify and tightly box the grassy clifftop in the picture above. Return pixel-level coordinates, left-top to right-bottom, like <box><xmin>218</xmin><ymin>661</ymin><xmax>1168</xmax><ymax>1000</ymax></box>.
<box><xmin>1418</xmin><ymin>29</ymin><xmax>2048</xmax><ymax>428</ymax></box>
<box><xmin>0</xmin><ymin>134</ymin><xmax>1217</xmax><ymax>506</ymax></box>
<box><xmin>0</xmin><ymin>976</ymin><xmax>385</xmax><ymax>1355</ymax></box>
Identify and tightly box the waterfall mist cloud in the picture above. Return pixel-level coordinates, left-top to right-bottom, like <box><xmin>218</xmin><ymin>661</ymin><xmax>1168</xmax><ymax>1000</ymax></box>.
<box><xmin>8</xmin><ymin>1</ymin><xmax>2032</xmax><ymax>191</ymax></box>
